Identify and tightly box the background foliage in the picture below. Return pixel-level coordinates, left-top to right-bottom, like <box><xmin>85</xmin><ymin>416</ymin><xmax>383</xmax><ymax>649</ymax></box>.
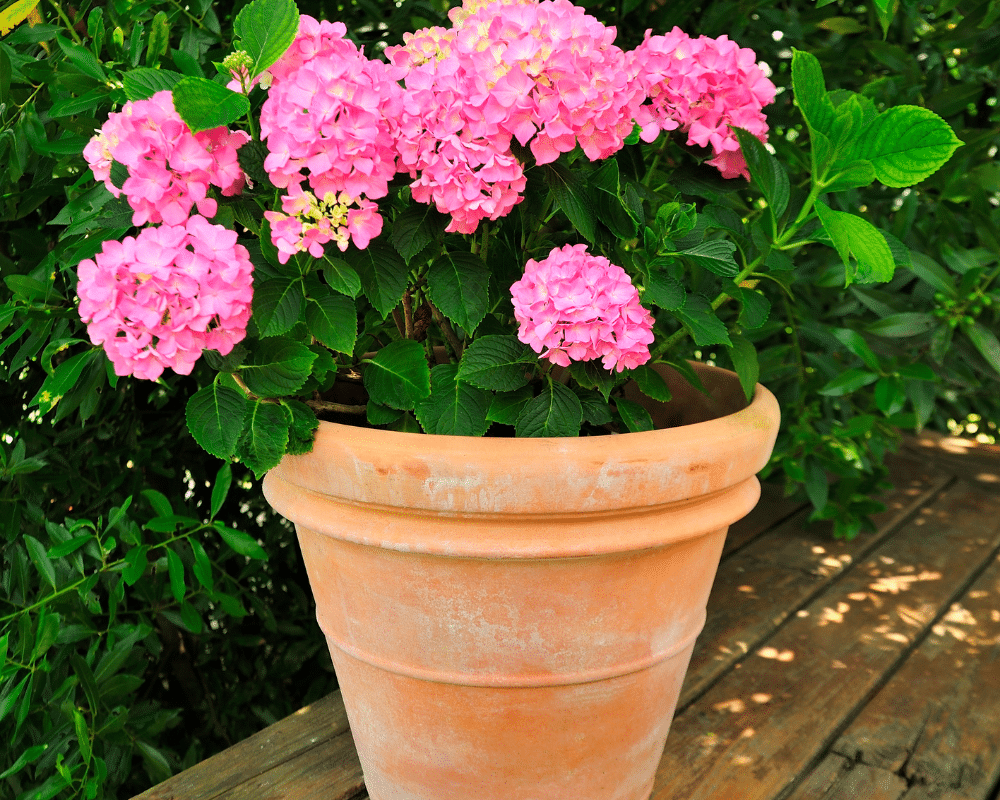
<box><xmin>0</xmin><ymin>0</ymin><xmax>997</xmax><ymax>796</ymax></box>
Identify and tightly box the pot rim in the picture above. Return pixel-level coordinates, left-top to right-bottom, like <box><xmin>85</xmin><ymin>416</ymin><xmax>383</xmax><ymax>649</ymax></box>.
<box><xmin>265</xmin><ymin>363</ymin><xmax>781</xmax><ymax>523</ymax></box>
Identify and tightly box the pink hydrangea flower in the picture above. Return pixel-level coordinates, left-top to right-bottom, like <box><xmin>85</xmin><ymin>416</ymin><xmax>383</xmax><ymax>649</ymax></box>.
<box><xmin>259</xmin><ymin>15</ymin><xmax>403</xmax><ymax>251</ymax></box>
<box><xmin>510</xmin><ymin>243</ymin><xmax>654</xmax><ymax>372</ymax></box>
<box><xmin>629</xmin><ymin>28</ymin><xmax>776</xmax><ymax>179</ymax></box>
<box><xmin>76</xmin><ymin>216</ymin><xmax>254</xmax><ymax>380</ymax></box>
<box><xmin>83</xmin><ymin>91</ymin><xmax>251</xmax><ymax>226</ymax></box>
<box><xmin>264</xmin><ymin>184</ymin><xmax>382</xmax><ymax>262</ymax></box>
<box><xmin>387</xmin><ymin>0</ymin><xmax>647</xmax><ymax>233</ymax></box>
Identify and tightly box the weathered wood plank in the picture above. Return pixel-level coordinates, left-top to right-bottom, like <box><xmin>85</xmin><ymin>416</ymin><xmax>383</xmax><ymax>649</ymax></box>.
<box><xmin>678</xmin><ymin>455</ymin><xmax>952</xmax><ymax>708</ymax></box>
<box><xmin>650</xmin><ymin>480</ymin><xmax>1000</xmax><ymax>800</ymax></box>
<box><xmin>217</xmin><ymin>728</ymin><xmax>363</xmax><ymax>800</ymax></box>
<box><xmin>832</xmin><ymin>552</ymin><xmax>1000</xmax><ymax>800</ymax></box>
<box><xmin>783</xmin><ymin>754</ymin><xmax>907</xmax><ymax>800</ymax></box>
<box><xmin>902</xmin><ymin>432</ymin><xmax>1000</xmax><ymax>489</ymax></box>
<box><xmin>132</xmin><ymin>691</ymin><xmax>351</xmax><ymax>800</ymax></box>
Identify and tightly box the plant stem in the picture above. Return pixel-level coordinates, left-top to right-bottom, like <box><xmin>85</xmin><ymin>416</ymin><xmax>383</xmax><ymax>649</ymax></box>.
<box><xmin>305</xmin><ymin>399</ymin><xmax>367</xmax><ymax>415</ymax></box>
<box><xmin>48</xmin><ymin>0</ymin><xmax>84</xmax><ymax>45</ymax></box>
<box><xmin>402</xmin><ymin>289</ymin><xmax>415</xmax><ymax>339</ymax></box>
<box><xmin>429</xmin><ymin>300</ymin><xmax>463</xmax><ymax>359</ymax></box>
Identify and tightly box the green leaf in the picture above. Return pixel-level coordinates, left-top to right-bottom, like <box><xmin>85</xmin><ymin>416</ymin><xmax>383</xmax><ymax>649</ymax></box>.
<box><xmin>216</xmin><ymin>525</ymin><xmax>267</xmax><ymax>560</ymax></box>
<box><xmin>415</xmin><ymin>364</ymin><xmax>492</xmax><ymax>436</ymax></box>
<box><xmin>855</xmin><ymin>106</ymin><xmax>962</xmax><ymax>188</ymax></box>
<box><xmin>24</xmin><ymin>535</ymin><xmax>56</xmax><ymax>589</ymax></box>
<box><xmin>179</xmin><ymin>602</ymin><xmax>203</xmax><ymax>634</ymax></box>
<box><xmin>56</xmin><ymin>34</ymin><xmax>107</xmax><ymax>81</ymax></box>
<box><xmin>615</xmin><ymin>397</ymin><xmax>653</xmax><ymax>432</ymax></box>
<box><xmin>47</xmin><ymin>534</ymin><xmax>92</xmax><ymax>559</ymax></box>
<box><xmin>727</xmin><ymin>335</ymin><xmax>759</xmax><ymax>402</ymax></box>
<box><xmin>146</xmin><ymin>11</ymin><xmax>170</xmax><ymax>66</ymax></box>
<box><xmin>30</xmin><ymin>350</ymin><xmax>98</xmax><ymax>415</ymax></box>
<box><xmin>643</xmin><ymin>270</ymin><xmax>685</xmax><ymax>310</ymax></box>
<box><xmin>321</xmin><ymin>256</ymin><xmax>362</xmax><ymax>298</ymax></box>
<box><xmin>240</xmin><ymin>338</ymin><xmax>317</xmax><ymax>397</ymax></box>
<box><xmin>818</xmin><ymin>15</ymin><xmax>866</xmax><ymax>34</ymax></box>
<box><xmin>965</xmin><ymin>322</ymin><xmax>1000</xmax><ymax>377</ymax></box>
<box><xmin>233</xmin><ymin>0</ymin><xmax>300</xmax><ymax>78</ymax></box>
<box><xmin>515</xmin><ymin>380</ymin><xmax>583</xmax><ymax>437</ymax></box>
<box><xmin>875</xmin><ymin>376</ymin><xmax>906</xmax><ymax>416</ymax></box>
<box><xmin>142</xmin><ymin>489</ymin><xmax>173</xmax><ymax>518</ymax></box>
<box><xmin>458</xmin><ymin>335</ymin><xmax>535</xmax><ymax>391</ymax></box>
<box><xmin>189</xmin><ymin>538</ymin><xmax>213</xmax><ymax>591</ymax></box>
<box><xmin>210</xmin><ymin>463</ymin><xmax>232</xmax><ymax>519</ymax></box>
<box><xmin>363</xmin><ymin>339</ymin><xmax>431</xmax><ymax>411</ymax></box>
<box><xmin>427</xmin><ymin>252</ymin><xmax>490</xmax><ymax>333</ymax></box>
<box><xmin>678</xmin><ymin>239</ymin><xmax>739</xmax><ymax>277</ymax></box>
<box><xmin>305</xmin><ymin>292</ymin><xmax>356</xmax><ymax>354</ymax></box>
<box><xmin>253</xmin><ymin>277</ymin><xmax>304</xmax><ymax>338</ymax></box>
<box><xmin>824</xmin><ymin>160</ymin><xmax>876</xmax><ymax>192</ymax></box>
<box><xmin>236</xmin><ymin>400</ymin><xmax>290</xmax><ymax>477</ymax></box>
<box><xmin>818</xmin><ymin>368</ymin><xmax>879</xmax><ymax>396</ymax></box>
<box><xmin>367</xmin><ymin>402</ymin><xmax>403</xmax><ymax>426</ymax></box>
<box><xmin>348</xmin><ymin>241</ymin><xmax>409</xmax><ymax>319</ymax></box>
<box><xmin>186</xmin><ymin>383</ymin><xmax>248</xmax><ymax>460</ymax></box>
<box><xmin>734</xmin><ymin>128</ymin><xmax>789</xmax><ymax>219</ymax></box>
<box><xmin>735</xmin><ymin>287</ymin><xmax>770</xmax><ymax>329</ymax></box>
<box><xmin>830</xmin><ymin>328</ymin><xmax>881</xmax><ymax>371</ymax></box>
<box><xmin>804</xmin><ymin>459</ymin><xmax>829</xmax><ymax>511</ymax></box>
<box><xmin>791</xmin><ymin>49</ymin><xmax>836</xmax><ymax>136</ymax></box>
<box><xmin>487</xmin><ymin>386</ymin><xmax>533</xmax><ymax>425</ymax></box>
<box><xmin>122</xmin><ymin>546</ymin><xmax>149</xmax><ymax>586</ymax></box>
<box><xmin>0</xmin><ymin>744</ymin><xmax>48</xmax><ymax>782</ymax></box>
<box><xmin>569</xmin><ymin>360</ymin><xmax>617</xmax><ymax>402</ymax></box>
<box><xmin>282</xmin><ymin>399</ymin><xmax>318</xmax><ymax>454</ymax></box>
<box><xmin>673</xmin><ymin>294</ymin><xmax>732</xmax><ymax>347</ymax></box>
<box><xmin>907</xmin><ymin>253</ymin><xmax>956</xmax><ymax>297</ymax></box>
<box><xmin>391</xmin><ymin>205</ymin><xmax>441</xmax><ymax>264</ymax></box>
<box><xmin>166</xmin><ymin>549</ymin><xmax>186</xmax><ymax>603</ymax></box>
<box><xmin>632</xmin><ymin>365</ymin><xmax>672</xmax><ymax>403</ymax></box>
<box><xmin>171</xmin><ymin>77</ymin><xmax>251</xmax><ymax>134</ymax></box>
<box><xmin>577</xmin><ymin>389</ymin><xmax>612</xmax><ymax>426</ymax></box>
<box><xmin>866</xmin><ymin>312</ymin><xmax>936</xmax><ymax>338</ymax></box>
<box><xmin>815</xmin><ymin>201</ymin><xmax>896</xmax><ymax>285</ymax></box>
<box><xmin>545</xmin><ymin>162</ymin><xmax>596</xmax><ymax>243</ymax></box>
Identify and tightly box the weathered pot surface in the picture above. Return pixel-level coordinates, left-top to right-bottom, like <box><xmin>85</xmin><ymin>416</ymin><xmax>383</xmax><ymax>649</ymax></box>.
<box><xmin>263</xmin><ymin>363</ymin><xmax>780</xmax><ymax>800</ymax></box>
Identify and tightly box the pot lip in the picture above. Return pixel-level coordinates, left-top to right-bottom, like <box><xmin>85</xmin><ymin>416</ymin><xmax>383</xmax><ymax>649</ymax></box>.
<box><xmin>310</xmin><ymin>362</ymin><xmax>778</xmax><ymax>454</ymax></box>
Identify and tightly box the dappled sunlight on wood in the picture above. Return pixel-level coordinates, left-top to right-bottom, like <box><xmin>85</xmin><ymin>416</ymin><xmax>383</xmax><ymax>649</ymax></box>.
<box><xmin>757</xmin><ymin>646</ymin><xmax>794</xmax><ymax>661</ymax></box>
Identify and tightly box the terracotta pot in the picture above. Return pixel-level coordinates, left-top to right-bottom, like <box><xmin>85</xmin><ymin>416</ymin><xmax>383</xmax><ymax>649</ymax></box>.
<box><xmin>262</xmin><ymin>363</ymin><xmax>779</xmax><ymax>800</ymax></box>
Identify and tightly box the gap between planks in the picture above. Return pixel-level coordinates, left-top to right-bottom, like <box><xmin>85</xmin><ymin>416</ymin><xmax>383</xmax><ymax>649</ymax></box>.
<box><xmin>651</xmin><ymin>478</ymin><xmax>1000</xmax><ymax>800</ymax></box>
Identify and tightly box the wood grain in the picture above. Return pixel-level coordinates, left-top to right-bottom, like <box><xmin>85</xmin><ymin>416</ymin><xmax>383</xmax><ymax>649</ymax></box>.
<box><xmin>679</xmin><ymin>454</ymin><xmax>952</xmax><ymax>708</ymax></box>
<box><xmin>650</xmin><ymin>480</ymin><xmax>1000</xmax><ymax>800</ymax></box>
<box><xmin>783</xmin><ymin>754</ymin><xmax>907</xmax><ymax>800</ymax></box>
<box><xmin>832</xmin><ymin>553</ymin><xmax>1000</xmax><ymax>800</ymax></box>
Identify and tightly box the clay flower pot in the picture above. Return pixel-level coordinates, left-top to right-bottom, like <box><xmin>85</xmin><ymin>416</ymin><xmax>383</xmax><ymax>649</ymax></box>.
<box><xmin>262</xmin><ymin>363</ymin><xmax>779</xmax><ymax>800</ymax></box>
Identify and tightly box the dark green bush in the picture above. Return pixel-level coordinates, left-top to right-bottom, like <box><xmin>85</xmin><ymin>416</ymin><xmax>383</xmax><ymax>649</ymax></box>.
<box><xmin>1</xmin><ymin>0</ymin><xmax>996</xmax><ymax>796</ymax></box>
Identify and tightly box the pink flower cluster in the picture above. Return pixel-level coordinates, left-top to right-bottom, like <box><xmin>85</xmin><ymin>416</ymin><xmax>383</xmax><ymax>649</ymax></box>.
<box><xmin>630</xmin><ymin>28</ymin><xmax>776</xmax><ymax>179</ymax></box>
<box><xmin>258</xmin><ymin>16</ymin><xmax>404</xmax><ymax>258</ymax></box>
<box><xmin>77</xmin><ymin>217</ymin><xmax>254</xmax><ymax>380</ymax></box>
<box><xmin>511</xmin><ymin>244</ymin><xmax>654</xmax><ymax>372</ymax></box>
<box><xmin>386</xmin><ymin>0</ymin><xmax>646</xmax><ymax>233</ymax></box>
<box><xmin>83</xmin><ymin>91</ymin><xmax>250</xmax><ymax>226</ymax></box>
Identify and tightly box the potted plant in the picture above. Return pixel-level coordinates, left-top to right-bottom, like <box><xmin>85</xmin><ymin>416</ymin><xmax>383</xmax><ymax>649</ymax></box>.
<box><xmin>61</xmin><ymin>0</ymin><xmax>960</xmax><ymax>796</ymax></box>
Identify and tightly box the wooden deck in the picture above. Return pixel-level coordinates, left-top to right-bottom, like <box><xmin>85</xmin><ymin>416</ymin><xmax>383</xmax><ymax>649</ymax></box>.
<box><xmin>135</xmin><ymin>435</ymin><xmax>1000</xmax><ymax>800</ymax></box>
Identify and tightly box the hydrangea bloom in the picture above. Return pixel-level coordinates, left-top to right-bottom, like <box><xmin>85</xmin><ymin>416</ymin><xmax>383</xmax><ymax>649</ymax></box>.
<box><xmin>630</xmin><ymin>28</ymin><xmax>776</xmax><ymax>179</ymax></box>
<box><xmin>77</xmin><ymin>216</ymin><xmax>254</xmax><ymax>380</ymax></box>
<box><xmin>511</xmin><ymin>244</ymin><xmax>654</xmax><ymax>372</ymax></box>
<box><xmin>264</xmin><ymin>184</ymin><xmax>382</xmax><ymax>262</ymax></box>
<box><xmin>259</xmin><ymin>16</ymin><xmax>404</xmax><ymax>256</ymax></box>
<box><xmin>83</xmin><ymin>91</ymin><xmax>250</xmax><ymax>226</ymax></box>
<box><xmin>387</xmin><ymin>0</ymin><xmax>646</xmax><ymax>233</ymax></box>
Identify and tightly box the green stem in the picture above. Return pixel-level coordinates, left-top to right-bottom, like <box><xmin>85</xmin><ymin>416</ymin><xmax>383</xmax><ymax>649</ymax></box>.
<box><xmin>49</xmin><ymin>0</ymin><xmax>84</xmax><ymax>45</ymax></box>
